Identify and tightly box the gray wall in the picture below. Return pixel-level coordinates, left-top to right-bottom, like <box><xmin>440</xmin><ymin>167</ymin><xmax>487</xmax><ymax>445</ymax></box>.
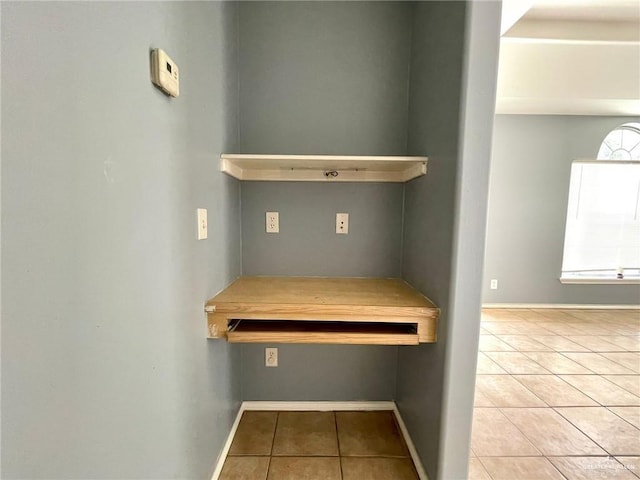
<box><xmin>1</xmin><ymin>3</ymin><xmax>241</xmax><ymax>478</ymax></box>
<box><xmin>396</xmin><ymin>3</ymin><xmax>466</xmax><ymax>479</ymax></box>
<box><xmin>241</xmin><ymin>345</ymin><xmax>398</xmax><ymax>401</ymax></box>
<box><xmin>483</xmin><ymin>115</ymin><xmax>640</xmax><ymax>305</ymax></box>
<box><xmin>242</xmin><ymin>182</ymin><xmax>403</xmax><ymax>277</ymax></box>
<box><xmin>238</xmin><ymin>1</ymin><xmax>412</xmax><ymax>155</ymax></box>
<box><xmin>237</xmin><ymin>2</ymin><xmax>413</xmax><ymax>401</ymax></box>
<box><xmin>1</xmin><ymin>3</ymin><xmax>503</xmax><ymax>478</ymax></box>
<box><xmin>436</xmin><ymin>3</ymin><xmax>501</xmax><ymax>478</ymax></box>
<box><xmin>397</xmin><ymin>2</ymin><xmax>501</xmax><ymax>479</ymax></box>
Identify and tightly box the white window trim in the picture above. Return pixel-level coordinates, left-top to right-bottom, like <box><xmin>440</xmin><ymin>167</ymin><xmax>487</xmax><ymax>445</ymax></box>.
<box><xmin>559</xmin><ymin>158</ymin><xmax>640</xmax><ymax>285</ymax></box>
<box><xmin>559</xmin><ymin>277</ymin><xmax>640</xmax><ymax>285</ymax></box>
<box><xmin>559</xmin><ymin>122</ymin><xmax>640</xmax><ymax>285</ymax></box>
<box><xmin>571</xmin><ymin>158</ymin><xmax>640</xmax><ymax>166</ymax></box>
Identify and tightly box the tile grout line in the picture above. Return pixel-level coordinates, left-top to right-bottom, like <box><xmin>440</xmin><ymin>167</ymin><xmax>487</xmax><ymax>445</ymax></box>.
<box><xmin>602</xmin><ymin>375</ymin><xmax>640</xmax><ymax>398</ymax></box>
<box><xmin>475</xmin><ymin>457</ymin><xmax>497</xmax><ymax>480</ymax></box>
<box><xmin>553</xmin><ymin>374</ymin><xmax>607</xmax><ymax>407</ymax></box>
<box><xmin>264</xmin><ymin>411</ymin><xmax>279</xmax><ymax>478</ymax></box>
<box><xmin>549</xmin><ymin>405</ymin><xmax>618</xmax><ymax>458</ymax></box>
<box><xmin>492</xmin><ymin>403</ymin><xmax>545</xmax><ymax>457</ymax></box>
<box><xmin>599</xmin><ymin>351</ymin><xmax>640</xmax><ymax>373</ymax></box>
<box><xmin>264</xmin><ymin>456</ymin><xmax>270</xmax><ymax>480</ymax></box>
<box><xmin>603</xmin><ymin>405</ymin><xmax>640</xmax><ymax>431</ymax></box>
<box><xmin>334</xmin><ymin>412</ymin><xmax>344</xmax><ymax>480</ymax></box>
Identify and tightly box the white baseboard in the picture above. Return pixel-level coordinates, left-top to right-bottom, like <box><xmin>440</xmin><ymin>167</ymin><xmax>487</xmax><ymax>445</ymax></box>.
<box><xmin>209</xmin><ymin>404</ymin><xmax>245</xmax><ymax>480</ymax></box>
<box><xmin>483</xmin><ymin>303</ymin><xmax>640</xmax><ymax>310</ymax></box>
<box><xmin>210</xmin><ymin>401</ymin><xmax>428</xmax><ymax>480</ymax></box>
<box><xmin>391</xmin><ymin>403</ymin><xmax>429</xmax><ymax>480</ymax></box>
<box><xmin>241</xmin><ymin>400</ymin><xmax>396</xmax><ymax>411</ymax></box>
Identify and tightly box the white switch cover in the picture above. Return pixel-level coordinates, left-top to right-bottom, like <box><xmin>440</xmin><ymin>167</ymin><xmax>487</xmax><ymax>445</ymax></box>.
<box><xmin>490</xmin><ymin>279</ymin><xmax>498</xmax><ymax>290</ymax></box>
<box><xmin>336</xmin><ymin>213</ymin><xmax>349</xmax><ymax>234</ymax></box>
<box><xmin>265</xmin><ymin>347</ymin><xmax>278</xmax><ymax>367</ymax></box>
<box><xmin>266</xmin><ymin>212</ymin><xmax>279</xmax><ymax>233</ymax></box>
<box><xmin>197</xmin><ymin>208</ymin><xmax>207</xmax><ymax>240</ymax></box>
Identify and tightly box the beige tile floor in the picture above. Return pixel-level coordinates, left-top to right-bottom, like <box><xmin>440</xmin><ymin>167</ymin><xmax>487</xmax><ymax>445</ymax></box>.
<box><xmin>220</xmin><ymin>410</ymin><xmax>419</xmax><ymax>480</ymax></box>
<box><xmin>471</xmin><ymin>308</ymin><xmax>640</xmax><ymax>480</ymax></box>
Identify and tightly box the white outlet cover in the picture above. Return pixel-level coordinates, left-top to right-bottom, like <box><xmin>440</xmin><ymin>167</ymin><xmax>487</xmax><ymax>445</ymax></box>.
<box><xmin>490</xmin><ymin>279</ymin><xmax>498</xmax><ymax>290</ymax></box>
<box><xmin>265</xmin><ymin>347</ymin><xmax>278</xmax><ymax>367</ymax></box>
<box><xmin>336</xmin><ymin>213</ymin><xmax>349</xmax><ymax>234</ymax></box>
<box><xmin>266</xmin><ymin>211</ymin><xmax>279</xmax><ymax>233</ymax></box>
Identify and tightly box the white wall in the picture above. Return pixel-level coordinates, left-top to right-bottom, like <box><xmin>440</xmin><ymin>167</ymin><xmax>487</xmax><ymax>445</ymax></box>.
<box><xmin>497</xmin><ymin>39</ymin><xmax>640</xmax><ymax>115</ymax></box>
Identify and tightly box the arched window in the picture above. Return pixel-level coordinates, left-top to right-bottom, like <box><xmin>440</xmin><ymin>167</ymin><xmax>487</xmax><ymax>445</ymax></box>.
<box><xmin>597</xmin><ymin>122</ymin><xmax>640</xmax><ymax>161</ymax></box>
<box><xmin>560</xmin><ymin>123</ymin><xmax>640</xmax><ymax>283</ymax></box>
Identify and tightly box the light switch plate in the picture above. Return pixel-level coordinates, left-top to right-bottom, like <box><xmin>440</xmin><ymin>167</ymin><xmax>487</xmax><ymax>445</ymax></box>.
<box><xmin>197</xmin><ymin>208</ymin><xmax>207</xmax><ymax>240</ymax></box>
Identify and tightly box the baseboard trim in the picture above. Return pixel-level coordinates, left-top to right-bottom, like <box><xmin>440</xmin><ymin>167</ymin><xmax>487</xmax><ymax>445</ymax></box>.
<box><xmin>210</xmin><ymin>401</ymin><xmax>428</xmax><ymax>480</ymax></box>
<box><xmin>241</xmin><ymin>400</ymin><xmax>396</xmax><ymax>411</ymax></box>
<box><xmin>210</xmin><ymin>404</ymin><xmax>245</xmax><ymax>480</ymax></box>
<box><xmin>482</xmin><ymin>303</ymin><xmax>640</xmax><ymax>310</ymax></box>
<box><xmin>391</xmin><ymin>403</ymin><xmax>429</xmax><ymax>480</ymax></box>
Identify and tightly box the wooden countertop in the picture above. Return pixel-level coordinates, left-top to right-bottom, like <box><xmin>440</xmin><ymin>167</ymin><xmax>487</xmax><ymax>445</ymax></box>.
<box><xmin>205</xmin><ymin>276</ymin><xmax>439</xmax><ymax>345</ymax></box>
<box><xmin>207</xmin><ymin>276</ymin><xmax>436</xmax><ymax>308</ymax></box>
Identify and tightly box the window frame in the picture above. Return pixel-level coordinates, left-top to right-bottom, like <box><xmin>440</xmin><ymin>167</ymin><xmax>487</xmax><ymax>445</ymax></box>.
<box><xmin>559</xmin><ymin>123</ymin><xmax>640</xmax><ymax>285</ymax></box>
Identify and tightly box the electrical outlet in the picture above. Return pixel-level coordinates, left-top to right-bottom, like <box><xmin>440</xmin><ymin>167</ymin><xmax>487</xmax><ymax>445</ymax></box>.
<box><xmin>490</xmin><ymin>279</ymin><xmax>498</xmax><ymax>290</ymax></box>
<box><xmin>197</xmin><ymin>208</ymin><xmax>207</xmax><ymax>240</ymax></box>
<box><xmin>266</xmin><ymin>212</ymin><xmax>279</xmax><ymax>233</ymax></box>
<box><xmin>336</xmin><ymin>213</ymin><xmax>349</xmax><ymax>234</ymax></box>
<box><xmin>265</xmin><ymin>347</ymin><xmax>278</xmax><ymax>367</ymax></box>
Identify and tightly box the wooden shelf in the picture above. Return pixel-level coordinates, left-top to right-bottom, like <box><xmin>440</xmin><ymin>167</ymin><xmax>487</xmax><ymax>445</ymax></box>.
<box><xmin>205</xmin><ymin>276</ymin><xmax>439</xmax><ymax>345</ymax></box>
<box><xmin>220</xmin><ymin>154</ymin><xmax>428</xmax><ymax>183</ymax></box>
